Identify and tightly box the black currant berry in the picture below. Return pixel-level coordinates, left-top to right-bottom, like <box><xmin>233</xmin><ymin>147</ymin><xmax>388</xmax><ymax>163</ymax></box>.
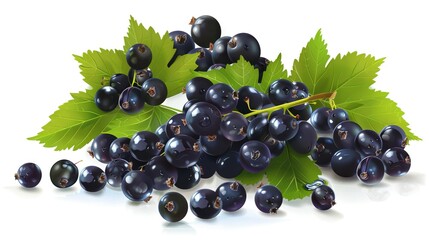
<box><xmin>254</xmin><ymin>185</ymin><xmax>283</xmax><ymax>213</ymax></box>
<box><xmin>15</xmin><ymin>163</ymin><xmax>42</xmax><ymax>188</ymax></box>
<box><xmin>159</xmin><ymin>192</ymin><xmax>188</xmax><ymax>222</ymax></box>
<box><xmin>212</xmin><ymin>36</ymin><xmax>232</xmax><ymax>64</ymax></box>
<box><xmin>109</xmin><ymin>74</ymin><xmax>130</xmax><ymax>93</ymax></box>
<box><xmin>119</xmin><ymin>87</ymin><xmax>145</xmax><ymax>114</ymax></box>
<box><xmin>188</xmin><ymin>48</ymin><xmax>213</xmax><ymax>71</ymax></box>
<box><xmin>311</xmin><ymin>185</ymin><xmax>335</xmax><ymax>210</ymax></box>
<box><xmin>141</xmin><ymin>78</ymin><xmax>168</xmax><ymax>106</ymax></box>
<box><xmin>126</xmin><ymin>43</ymin><xmax>152</xmax><ymax>69</ymax></box>
<box><xmin>90</xmin><ymin>133</ymin><xmax>117</xmax><ymax>163</ymax></box>
<box><xmin>79</xmin><ymin>166</ymin><xmax>107</xmax><ymax>192</ymax></box>
<box><xmin>190</xmin><ymin>15</ymin><xmax>221</xmax><ymax>48</ymax></box>
<box><xmin>94</xmin><ymin>86</ymin><xmax>119</xmax><ymax>112</ymax></box>
<box><xmin>50</xmin><ymin>159</ymin><xmax>79</xmax><ymax>188</ymax></box>
<box><xmin>227</xmin><ymin>33</ymin><xmax>261</xmax><ymax>64</ymax></box>
<box><xmin>190</xmin><ymin>189</ymin><xmax>222</xmax><ymax>219</ymax></box>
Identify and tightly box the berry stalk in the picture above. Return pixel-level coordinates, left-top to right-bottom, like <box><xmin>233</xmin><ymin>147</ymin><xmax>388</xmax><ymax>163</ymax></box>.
<box><xmin>243</xmin><ymin>91</ymin><xmax>337</xmax><ymax>118</ymax></box>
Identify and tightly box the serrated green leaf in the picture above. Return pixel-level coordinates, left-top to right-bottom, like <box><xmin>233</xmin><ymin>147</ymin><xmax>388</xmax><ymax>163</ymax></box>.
<box><xmin>124</xmin><ymin>16</ymin><xmax>198</xmax><ymax>96</ymax></box>
<box><xmin>73</xmin><ymin>49</ymin><xmax>129</xmax><ymax>89</ymax></box>
<box><xmin>290</xmin><ymin>29</ymin><xmax>329</xmax><ymax>94</ymax></box>
<box><xmin>28</xmin><ymin>90</ymin><xmax>119</xmax><ymax>151</ymax></box>
<box><xmin>256</xmin><ymin>53</ymin><xmax>288</xmax><ymax>93</ymax></box>
<box><xmin>266</xmin><ymin>145</ymin><xmax>322</xmax><ymax>200</ymax></box>
<box><xmin>338</xmin><ymin>91</ymin><xmax>420</xmax><ymax>140</ymax></box>
<box><xmin>192</xmin><ymin>56</ymin><xmax>259</xmax><ymax>90</ymax></box>
<box><xmin>106</xmin><ymin>105</ymin><xmax>179</xmax><ymax>137</ymax></box>
<box><xmin>236</xmin><ymin>170</ymin><xmax>265</xmax><ymax>185</ymax></box>
<box><xmin>294</xmin><ymin>30</ymin><xmax>420</xmax><ymax>140</ymax></box>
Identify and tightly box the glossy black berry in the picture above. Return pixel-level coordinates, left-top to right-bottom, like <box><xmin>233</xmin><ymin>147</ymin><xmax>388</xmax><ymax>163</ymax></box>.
<box><xmin>216</xmin><ymin>182</ymin><xmax>246</xmax><ymax>212</ymax></box>
<box><xmin>128</xmin><ymin>68</ymin><xmax>152</xmax><ymax>87</ymax></box>
<box><xmin>175</xmin><ymin>165</ymin><xmax>201</xmax><ymax>190</ymax></box>
<box><xmin>188</xmin><ymin>48</ymin><xmax>213</xmax><ymax>71</ymax></box>
<box><xmin>190</xmin><ymin>15</ymin><xmax>221</xmax><ymax>48</ymax></box>
<box><xmin>247</xmin><ymin>116</ymin><xmax>270</xmax><ymax>141</ymax></box>
<box><xmin>121</xmin><ymin>170</ymin><xmax>153</xmax><ymax>201</ymax></box>
<box><xmin>311</xmin><ymin>137</ymin><xmax>338</xmax><ymax>167</ymax></box>
<box><xmin>290</xmin><ymin>104</ymin><xmax>313</xmax><ymax>121</ymax></box>
<box><xmin>381</xmin><ymin>147</ymin><xmax>411</xmax><ymax>176</ymax></box>
<box><xmin>79</xmin><ymin>166</ymin><xmax>106</xmax><ymax>192</ymax></box>
<box><xmin>220</xmin><ymin>112</ymin><xmax>248</xmax><ymax>142</ymax></box>
<box><xmin>90</xmin><ymin>134</ymin><xmax>117</xmax><ymax>164</ymax></box>
<box><xmin>129</xmin><ymin>131</ymin><xmax>162</xmax><ymax>162</ymax></box>
<box><xmin>94</xmin><ymin>86</ymin><xmax>119</xmax><ymax>112</ymax></box>
<box><xmin>205</xmin><ymin>83</ymin><xmax>238</xmax><ymax>114</ymax></box>
<box><xmin>239</xmin><ymin>140</ymin><xmax>271</xmax><ymax>173</ymax></box>
<box><xmin>268</xmin><ymin>114</ymin><xmax>298</xmax><ymax>141</ymax></box>
<box><xmin>185</xmin><ymin>77</ymin><xmax>213</xmax><ymax>101</ymax></box>
<box><xmin>190</xmin><ymin>189</ymin><xmax>222</xmax><ymax>219</ymax></box>
<box><xmin>197</xmin><ymin>152</ymin><xmax>218</xmax><ymax>179</ymax></box>
<box><xmin>332</xmin><ymin>121</ymin><xmax>362</xmax><ymax>149</ymax></box>
<box><xmin>216</xmin><ymin>151</ymin><xmax>243</xmax><ymax>179</ymax></box>
<box><xmin>288</xmin><ymin>121</ymin><xmax>317</xmax><ymax>154</ymax></box>
<box><xmin>141</xmin><ymin>78</ymin><xmax>167</xmax><ymax>106</ymax></box>
<box><xmin>212</xmin><ymin>36</ymin><xmax>232</xmax><ymax>64</ymax></box>
<box><xmin>109</xmin><ymin>137</ymin><xmax>132</xmax><ymax>161</ymax></box>
<box><xmin>254</xmin><ymin>185</ymin><xmax>283</xmax><ymax>213</ymax></box>
<box><xmin>355</xmin><ymin>130</ymin><xmax>383</xmax><ymax>157</ymax></box>
<box><xmin>165</xmin><ymin>135</ymin><xmax>200</xmax><ymax>168</ymax></box>
<box><xmin>227</xmin><ymin>33</ymin><xmax>261</xmax><ymax>64</ymax></box>
<box><xmin>105</xmin><ymin>159</ymin><xmax>131</xmax><ymax>187</ymax></box>
<box><xmin>200</xmin><ymin>133</ymin><xmax>232</xmax><ymax>157</ymax></box>
<box><xmin>169</xmin><ymin>30</ymin><xmax>195</xmax><ymax>66</ymax></box>
<box><xmin>158</xmin><ymin>192</ymin><xmax>188</xmax><ymax>222</ymax></box>
<box><xmin>327</xmin><ymin>108</ymin><xmax>349</xmax><ymax>129</ymax></box>
<box><xmin>380</xmin><ymin>125</ymin><xmax>407</xmax><ymax>152</ymax></box>
<box><xmin>50</xmin><ymin>159</ymin><xmax>79</xmax><ymax>188</ymax></box>
<box><xmin>109</xmin><ymin>74</ymin><xmax>130</xmax><ymax>93</ymax></box>
<box><xmin>236</xmin><ymin>86</ymin><xmax>263</xmax><ymax>114</ymax></box>
<box><xmin>126</xmin><ymin>43</ymin><xmax>152</xmax><ymax>69</ymax></box>
<box><xmin>119</xmin><ymin>87</ymin><xmax>145</xmax><ymax>114</ymax></box>
<box><xmin>331</xmin><ymin>149</ymin><xmax>361</xmax><ymax>177</ymax></box>
<box><xmin>165</xmin><ymin>113</ymin><xmax>197</xmax><ymax>138</ymax></box>
<box><xmin>311</xmin><ymin>185</ymin><xmax>335</xmax><ymax>210</ymax></box>
<box><xmin>357</xmin><ymin>156</ymin><xmax>385</xmax><ymax>185</ymax></box>
<box><xmin>310</xmin><ymin>107</ymin><xmax>331</xmax><ymax>132</ymax></box>
<box><xmin>144</xmin><ymin>156</ymin><xmax>178</xmax><ymax>190</ymax></box>
<box><xmin>268</xmin><ymin>79</ymin><xmax>294</xmax><ymax>105</ymax></box>
<box><xmin>15</xmin><ymin>163</ymin><xmax>42</xmax><ymax>188</ymax></box>
<box><xmin>185</xmin><ymin>101</ymin><xmax>222</xmax><ymax>136</ymax></box>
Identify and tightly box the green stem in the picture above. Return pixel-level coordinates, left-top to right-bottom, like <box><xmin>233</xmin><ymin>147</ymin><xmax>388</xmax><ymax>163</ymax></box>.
<box><xmin>243</xmin><ymin>91</ymin><xmax>336</xmax><ymax>118</ymax></box>
<box><xmin>131</xmin><ymin>70</ymin><xmax>137</xmax><ymax>87</ymax></box>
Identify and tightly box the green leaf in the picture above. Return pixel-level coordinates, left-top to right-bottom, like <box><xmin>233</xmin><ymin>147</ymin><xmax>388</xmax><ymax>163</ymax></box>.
<box><xmin>28</xmin><ymin>90</ymin><xmax>119</xmax><ymax>151</ymax></box>
<box><xmin>192</xmin><ymin>56</ymin><xmax>259</xmax><ymax>90</ymax></box>
<box><xmin>124</xmin><ymin>16</ymin><xmax>198</xmax><ymax>96</ymax></box>
<box><xmin>73</xmin><ymin>49</ymin><xmax>129</xmax><ymax>89</ymax></box>
<box><xmin>257</xmin><ymin>53</ymin><xmax>288</xmax><ymax>93</ymax></box>
<box><xmin>267</xmin><ymin>145</ymin><xmax>321</xmax><ymax>200</ymax></box>
<box><xmin>293</xmin><ymin>30</ymin><xmax>420</xmax><ymax>140</ymax></box>
<box><xmin>267</xmin><ymin>145</ymin><xmax>322</xmax><ymax>200</ymax></box>
<box><xmin>338</xmin><ymin>91</ymin><xmax>421</xmax><ymax>140</ymax></box>
<box><xmin>236</xmin><ymin>170</ymin><xmax>265</xmax><ymax>185</ymax></box>
<box><xmin>106</xmin><ymin>105</ymin><xmax>179</xmax><ymax>138</ymax></box>
<box><xmin>290</xmin><ymin>29</ymin><xmax>329</xmax><ymax>94</ymax></box>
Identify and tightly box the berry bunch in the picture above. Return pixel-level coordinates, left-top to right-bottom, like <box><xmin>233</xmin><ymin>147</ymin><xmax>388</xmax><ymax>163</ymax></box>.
<box><xmin>310</xmin><ymin>108</ymin><xmax>411</xmax><ymax>185</ymax></box>
<box><xmin>17</xmin><ymin>14</ymin><xmax>414</xmax><ymax>222</ymax></box>
<box><xmin>94</xmin><ymin>43</ymin><xmax>167</xmax><ymax>114</ymax></box>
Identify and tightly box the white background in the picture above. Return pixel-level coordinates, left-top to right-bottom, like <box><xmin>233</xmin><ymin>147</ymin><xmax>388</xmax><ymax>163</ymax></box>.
<box><xmin>0</xmin><ymin>0</ymin><xmax>427</xmax><ymax>239</ymax></box>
